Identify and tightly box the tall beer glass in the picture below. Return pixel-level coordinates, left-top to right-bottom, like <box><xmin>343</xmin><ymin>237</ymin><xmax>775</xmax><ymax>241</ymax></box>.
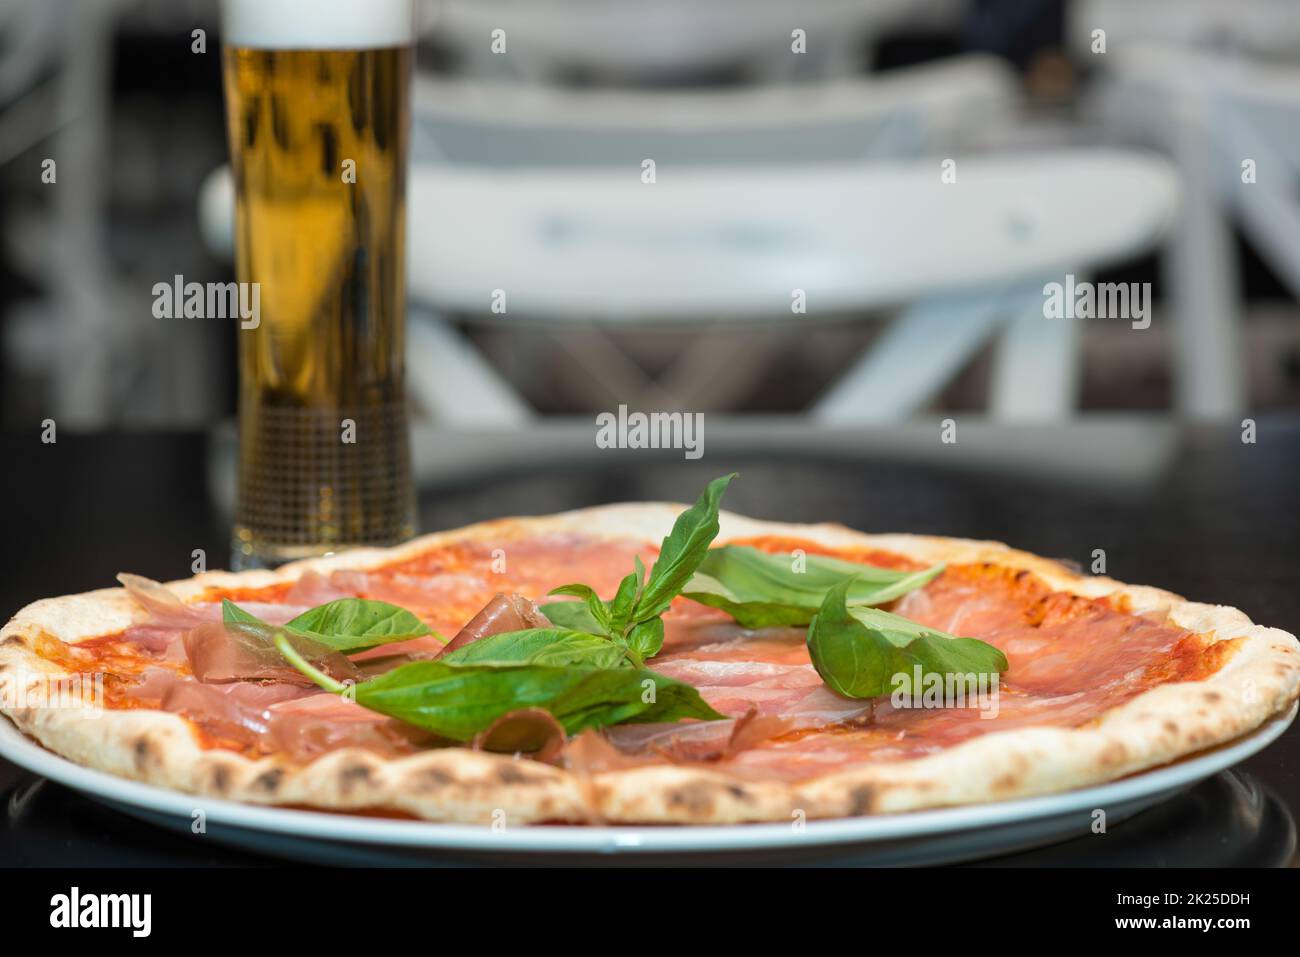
<box><xmin>221</xmin><ymin>0</ymin><xmax>416</xmax><ymax>569</ymax></box>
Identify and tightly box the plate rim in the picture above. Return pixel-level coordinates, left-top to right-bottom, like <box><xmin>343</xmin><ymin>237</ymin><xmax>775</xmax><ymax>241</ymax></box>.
<box><xmin>1</xmin><ymin>704</ymin><xmax>1293</xmax><ymax>854</ymax></box>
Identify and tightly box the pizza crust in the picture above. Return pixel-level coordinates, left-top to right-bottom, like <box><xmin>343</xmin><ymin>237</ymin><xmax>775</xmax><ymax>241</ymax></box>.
<box><xmin>2</xmin><ymin>505</ymin><xmax>1297</xmax><ymax>824</ymax></box>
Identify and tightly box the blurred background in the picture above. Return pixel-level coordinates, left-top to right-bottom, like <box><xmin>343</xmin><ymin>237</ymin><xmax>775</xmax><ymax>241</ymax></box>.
<box><xmin>4</xmin><ymin>0</ymin><xmax>1300</xmax><ymax>430</ymax></box>
<box><xmin>2</xmin><ymin>0</ymin><xmax>1300</xmax><ymax>522</ymax></box>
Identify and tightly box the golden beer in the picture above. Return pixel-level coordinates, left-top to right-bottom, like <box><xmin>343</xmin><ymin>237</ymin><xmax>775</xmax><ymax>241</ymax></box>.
<box><xmin>221</xmin><ymin>0</ymin><xmax>416</xmax><ymax>568</ymax></box>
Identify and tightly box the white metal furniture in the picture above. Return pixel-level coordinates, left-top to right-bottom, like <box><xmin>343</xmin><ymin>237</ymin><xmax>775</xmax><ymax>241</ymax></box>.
<box><xmin>1071</xmin><ymin>0</ymin><xmax>1300</xmax><ymax>418</ymax></box>
<box><xmin>200</xmin><ymin>148</ymin><xmax>1178</xmax><ymax>424</ymax></box>
<box><xmin>403</xmin><ymin>151</ymin><xmax>1177</xmax><ymax>423</ymax></box>
<box><xmin>428</xmin><ymin>0</ymin><xmax>965</xmax><ymax>81</ymax></box>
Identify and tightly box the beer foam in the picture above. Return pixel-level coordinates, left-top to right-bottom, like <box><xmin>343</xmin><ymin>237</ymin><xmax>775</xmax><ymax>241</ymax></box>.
<box><xmin>222</xmin><ymin>0</ymin><xmax>415</xmax><ymax>49</ymax></box>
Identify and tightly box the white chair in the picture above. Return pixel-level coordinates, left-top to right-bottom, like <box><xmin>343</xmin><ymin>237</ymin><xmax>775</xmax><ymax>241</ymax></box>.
<box><xmin>428</xmin><ymin>0</ymin><xmax>965</xmax><ymax>82</ymax></box>
<box><xmin>200</xmin><ymin>147</ymin><xmax>1178</xmax><ymax>425</ymax></box>
<box><xmin>403</xmin><ymin>150</ymin><xmax>1177</xmax><ymax>424</ymax></box>
<box><xmin>1070</xmin><ymin>0</ymin><xmax>1300</xmax><ymax>418</ymax></box>
<box><xmin>411</xmin><ymin>56</ymin><xmax>1017</xmax><ymax>167</ymax></box>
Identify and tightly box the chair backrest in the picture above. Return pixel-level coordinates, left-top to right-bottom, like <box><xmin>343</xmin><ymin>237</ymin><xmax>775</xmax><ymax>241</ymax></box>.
<box><xmin>406</xmin><ymin>151</ymin><xmax>1180</xmax><ymax>322</ymax></box>
<box><xmin>430</xmin><ymin>0</ymin><xmax>964</xmax><ymax>79</ymax></box>
<box><xmin>413</xmin><ymin>57</ymin><xmax>1017</xmax><ymax>167</ymax></box>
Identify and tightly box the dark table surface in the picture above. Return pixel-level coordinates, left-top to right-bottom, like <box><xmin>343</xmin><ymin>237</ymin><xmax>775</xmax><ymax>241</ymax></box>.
<box><xmin>1</xmin><ymin>420</ymin><xmax>1297</xmax><ymax>866</ymax></box>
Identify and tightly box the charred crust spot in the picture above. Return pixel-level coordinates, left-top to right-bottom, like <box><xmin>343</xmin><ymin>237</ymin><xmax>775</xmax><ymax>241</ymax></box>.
<box><xmin>417</xmin><ymin>767</ymin><xmax>454</xmax><ymax>791</ymax></box>
<box><xmin>668</xmin><ymin>782</ymin><xmax>718</xmax><ymax>817</ymax></box>
<box><xmin>848</xmin><ymin>784</ymin><xmax>877</xmax><ymax>815</ymax></box>
<box><xmin>1014</xmin><ymin>569</ymin><xmax>1030</xmax><ymax>582</ymax></box>
<box><xmin>208</xmin><ymin>763</ymin><xmax>233</xmax><ymax>795</ymax></box>
<box><xmin>340</xmin><ymin>763</ymin><xmax>374</xmax><ymax>791</ymax></box>
<box><xmin>496</xmin><ymin>766</ymin><xmax>527</xmax><ymax>785</ymax></box>
<box><xmin>496</xmin><ymin>765</ymin><xmax>549</xmax><ymax>787</ymax></box>
<box><xmin>1203</xmin><ymin>691</ymin><xmax>1222</xmax><ymax>703</ymax></box>
<box><xmin>726</xmin><ymin>784</ymin><xmax>749</xmax><ymax>801</ymax></box>
<box><xmin>1163</xmin><ymin>720</ymin><xmax>1179</xmax><ymax>735</ymax></box>
<box><xmin>132</xmin><ymin>735</ymin><xmax>160</xmax><ymax>773</ymax></box>
<box><xmin>252</xmin><ymin>768</ymin><xmax>284</xmax><ymax>793</ymax></box>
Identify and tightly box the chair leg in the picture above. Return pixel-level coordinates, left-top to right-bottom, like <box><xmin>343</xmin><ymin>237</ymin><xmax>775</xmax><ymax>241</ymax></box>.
<box><xmin>1165</xmin><ymin>101</ymin><xmax>1247</xmax><ymax>419</ymax></box>
<box><xmin>989</xmin><ymin>285</ymin><xmax>1080</xmax><ymax>421</ymax></box>
<box><xmin>812</xmin><ymin>293</ymin><xmax>1006</xmax><ymax>423</ymax></box>
<box><xmin>406</xmin><ymin>310</ymin><xmax>533</xmax><ymax>426</ymax></box>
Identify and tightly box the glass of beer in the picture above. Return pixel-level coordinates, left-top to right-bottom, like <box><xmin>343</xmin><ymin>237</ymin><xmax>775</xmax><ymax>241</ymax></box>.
<box><xmin>220</xmin><ymin>0</ymin><xmax>417</xmax><ymax>569</ymax></box>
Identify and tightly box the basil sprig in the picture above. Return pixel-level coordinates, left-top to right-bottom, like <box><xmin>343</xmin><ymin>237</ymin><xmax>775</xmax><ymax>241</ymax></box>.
<box><xmin>541</xmin><ymin>472</ymin><xmax>735</xmax><ymax>663</ymax></box>
<box><xmin>262</xmin><ymin>475</ymin><xmax>744</xmax><ymax>740</ymax></box>
<box><xmin>223</xmin><ymin>597</ymin><xmax>439</xmax><ymax>653</ymax></box>
<box><xmin>682</xmin><ymin>544</ymin><xmax>943</xmax><ymax>629</ymax></box>
<box><xmin>273</xmin><ymin>632</ymin><xmax>724</xmax><ymax>741</ymax></box>
<box><xmin>440</xmin><ymin>627</ymin><xmax>631</xmax><ymax>669</ymax></box>
<box><xmin>807</xmin><ymin>579</ymin><xmax>1008</xmax><ymax>699</ymax></box>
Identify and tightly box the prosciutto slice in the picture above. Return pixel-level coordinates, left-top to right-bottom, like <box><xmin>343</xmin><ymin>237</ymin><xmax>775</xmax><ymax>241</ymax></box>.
<box><xmin>126</xmin><ymin>668</ymin><xmax>433</xmax><ymax>761</ymax></box>
<box><xmin>116</xmin><ymin>574</ymin><xmax>315</xmax><ymax>662</ymax></box>
<box><xmin>562</xmin><ymin>730</ymin><xmax>659</xmax><ymax>775</ymax></box>
<box><xmin>263</xmin><ymin>694</ymin><xmax>438</xmax><ymax>761</ymax></box>
<box><xmin>117</xmin><ymin>574</ymin><xmax>311</xmax><ymax>627</ymax></box>
<box><xmin>283</xmin><ymin>570</ymin><xmax>357</xmax><ymax>605</ymax></box>
<box><xmin>126</xmin><ymin>667</ymin><xmax>315</xmax><ymax>738</ymax></box>
<box><xmin>650</xmin><ymin>657</ymin><xmax>825</xmax><ymax>716</ymax></box>
<box><xmin>181</xmin><ymin>621</ymin><xmax>361</xmax><ymax>685</ymax></box>
<box><xmin>116</xmin><ymin>573</ymin><xmax>362</xmax><ymax>684</ymax></box>
<box><xmin>117</xmin><ymin>574</ymin><xmax>206</xmax><ymax>627</ymax></box>
<box><xmin>472</xmin><ymin>708</ymin><xmax>566</xmax><ymax>763</ymax></box>
<box><xmin>605</xmin><ymin>685</ymin><xmax>875</xmax><ymax>760</ymax></box>
<box><xmin>440</xmin><ymin>593</ymin><xmax>552</xmax><ymax>656</ymax></box>
<box><xmin>116</xmin><ymin>574</ymin><xmax>210</xmax><ymax>656</ymax></box>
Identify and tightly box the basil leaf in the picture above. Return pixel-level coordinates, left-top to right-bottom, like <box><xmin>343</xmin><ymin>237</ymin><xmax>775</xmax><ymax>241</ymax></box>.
<box><xmin>807</xmin><ymin>579</ymin><xmax>1008</xmax><ymax>700</ymax></box>
<box><xmin>547</xmin><ymin>584</ymin><xmax>612</xmax><ymax>634</ymax></box>
<box><xmin>624</xmin><ymin>617</ymin><xmax>665</xmax><ymax>661</ymax></box>
<box><xmin>684</xmin><ymin>545</ymin><xmax>943</xmax><ymax>629</ymax></box>
<box><xmin>846</xmin><ymin>605</ymin><xmax>962</xmax><ymax>648</ymax></box>
<box><xmin>538</xmin><ymin>474</ymin><xmax>736</xmax><ymax>661</ymax></box>
<box><xmin>215</xmin><ymin>602</ymin><xmax>349</xmax><ymax>675</ymax></box>
<box><xmin>634</xmin><ymin>472</ymin><xmax>735</xmax><ymax>621</ymax></box>
<box><xmin>606</xmin><ymin>569</ymin><xmax>641</xmax><ymax>637</ymax></box>
<box><xmin>287</xmin><ymin>598</ymin><xmax>434</xmax><ymax>651</ymax></box>
<box><xmin>221</xmin><ymin>600</ymin><xmax>321</xmax><ymax>649</ymax></box>
<box><xmin>222</xmin><ymin>599</ymin><xmax>272</xmax><ymax>630</ymax></box>
<box><xmin>223</xmin><ymin>598</ymin><xmax>437</xmax><ymax>654</ymax></box>
<box><xmin>441</xmin><ymin>628</ymin><xmax>631</xmax><ymax>669</ymax></box>
<box><xmin>352</xmin><ymin>660</ymin><xmax>724</xmax><ymax>741</ymax></box>
<box><xmin>539</xmin><ymin>600</ymin><xmax>606</xmax><ymax>634</ymax></box>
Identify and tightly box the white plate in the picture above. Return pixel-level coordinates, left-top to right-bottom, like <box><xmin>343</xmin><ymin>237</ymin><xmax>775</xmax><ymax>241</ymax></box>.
<box><xmin>1</xmin><ymin>706</ymin><xmax>1294</xmax><ymax>866</ymax></box>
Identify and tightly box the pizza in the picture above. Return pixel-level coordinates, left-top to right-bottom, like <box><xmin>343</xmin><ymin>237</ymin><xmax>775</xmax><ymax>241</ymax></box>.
<box><xmin>1</xmin><ymin>474</ymin><xmax>1297</xmax><ymax>825</ymax></box>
